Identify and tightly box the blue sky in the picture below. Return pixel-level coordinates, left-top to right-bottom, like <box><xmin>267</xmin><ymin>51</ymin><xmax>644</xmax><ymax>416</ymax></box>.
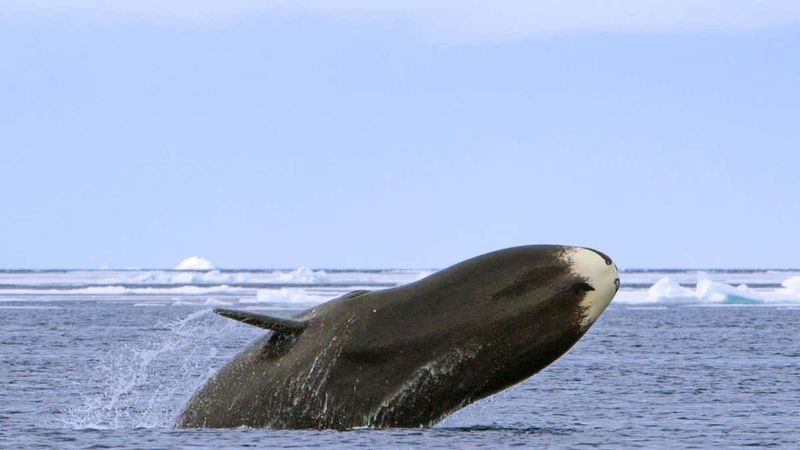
<box><xmin>1</xmin><ymin>2</ymin><xmax>798</xmax><ymax>269</ymax></box>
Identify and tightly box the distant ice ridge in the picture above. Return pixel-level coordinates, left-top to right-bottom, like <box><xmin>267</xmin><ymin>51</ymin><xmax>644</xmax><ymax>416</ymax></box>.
<box><xmin>130</xmin><ymin>268</ymin><xmax>326</xmax><ymax>285</ymax></box>
<box><xmin>136</xmin><ymin>270</ymin><xmax>245</xmax><ymax>285</ymax></box>
<box><xmin>175</xmin><ymin>256</ymin><xmax>214</xmax><ymax>270</ymax></box>
<box><xmin>615</xmin><ymin>274</ymin><xmax>800</xmax><ymax>305</ymax></box>
<box><xmin>274</xmin><ymin>267</ymin><xmax>328</xmax><ymax>283</ymax></box>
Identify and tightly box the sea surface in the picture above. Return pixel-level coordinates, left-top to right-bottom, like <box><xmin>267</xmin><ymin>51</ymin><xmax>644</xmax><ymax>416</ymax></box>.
<box><xmin>1</xmin><ymin>267</ymin><xmax>799</xmax><ymax>448</ymax></box>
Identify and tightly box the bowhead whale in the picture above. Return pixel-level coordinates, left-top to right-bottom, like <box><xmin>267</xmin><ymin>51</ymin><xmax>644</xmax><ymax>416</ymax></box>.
<box><xmin>176</xmin><ymin>245</ymin><xmax>619</xmax><ymax>429</ymax></box>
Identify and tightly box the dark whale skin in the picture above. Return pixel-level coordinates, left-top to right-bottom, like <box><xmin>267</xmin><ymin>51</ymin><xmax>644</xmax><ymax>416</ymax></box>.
<box><xmin>176</xmin><ymin>245</ymin><xmax>618</xmax><ymax>429</ymax></box>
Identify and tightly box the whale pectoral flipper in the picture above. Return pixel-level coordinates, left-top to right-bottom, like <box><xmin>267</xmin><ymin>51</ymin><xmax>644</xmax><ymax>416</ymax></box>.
<box><xmin>213</xmin><ymin>308</ymin><xmax>308</xmax><ymax>334</ymax></box>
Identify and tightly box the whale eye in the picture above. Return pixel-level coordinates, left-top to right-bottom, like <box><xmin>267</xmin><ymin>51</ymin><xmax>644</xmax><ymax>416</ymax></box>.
<box><xmin>573</xmin><ymin>282</ymin><xmax>595</xmax><ymax>294</ymax></box>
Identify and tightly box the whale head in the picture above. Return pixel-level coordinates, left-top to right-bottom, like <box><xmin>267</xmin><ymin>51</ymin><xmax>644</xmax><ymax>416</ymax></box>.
<box><xmin>464</xmin><ymin>245</ymin><xmax>618</xmax><ymax>332</ymax></box>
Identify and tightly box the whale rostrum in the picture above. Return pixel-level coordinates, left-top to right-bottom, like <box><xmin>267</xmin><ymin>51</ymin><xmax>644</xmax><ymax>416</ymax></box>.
<box><xmin>176</xmin><ymin>245</ymin><xmax>620</xmax><ymax>429</ymax></box>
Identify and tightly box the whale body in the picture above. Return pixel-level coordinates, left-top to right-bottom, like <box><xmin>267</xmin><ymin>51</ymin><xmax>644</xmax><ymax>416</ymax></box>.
<box><xmin>176</xmin><ymin>245</ymin><xmax>619</xmax><ymax>429</ymax></box>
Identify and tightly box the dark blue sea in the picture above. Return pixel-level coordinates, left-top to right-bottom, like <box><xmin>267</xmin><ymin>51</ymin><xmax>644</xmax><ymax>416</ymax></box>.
<box><xmin>1</xmin><ymin>268</ymin><xmax>798</xmax><ymax>448</ymax></box>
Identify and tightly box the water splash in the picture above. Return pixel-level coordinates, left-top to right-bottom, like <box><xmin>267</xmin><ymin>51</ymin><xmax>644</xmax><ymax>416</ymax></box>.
<box><xmin>60</xmin><ymin>308</ymin><xmax>242</xmax><ymax>429</ymax></box>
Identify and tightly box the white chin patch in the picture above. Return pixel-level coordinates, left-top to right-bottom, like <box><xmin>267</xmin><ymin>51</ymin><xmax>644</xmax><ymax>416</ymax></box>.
<box><xmin>562</xmin><ymin>247</ymin><xmax>619</xmax><ymax>329</ymax></box>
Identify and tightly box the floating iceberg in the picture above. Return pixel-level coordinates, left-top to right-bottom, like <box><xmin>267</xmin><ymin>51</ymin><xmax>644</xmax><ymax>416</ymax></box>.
<box><xmin>175</xmin><ymin>257</ymin><xmax>215</xmax><ymax>271</ymax></box>
<box><xmin>644</xmin><ymin>277</ymin><xmax>697</xmax><ymax>304</ymax></box>
<box><xmin>633</xmin><ymin>273</ymin><xmax>775</xmax><ymax>305</ymax></box>
<box><xmin>772</xmin><ymin>276</ymin><xmax>800</xmax><ymax>300</ymax></box>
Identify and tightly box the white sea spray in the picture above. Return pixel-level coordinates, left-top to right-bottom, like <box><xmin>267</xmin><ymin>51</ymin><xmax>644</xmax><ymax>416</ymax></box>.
<box><xmin>60</xmin><ymin>309</ymin><xmax>243</xmax><ymax>429</ymax></box>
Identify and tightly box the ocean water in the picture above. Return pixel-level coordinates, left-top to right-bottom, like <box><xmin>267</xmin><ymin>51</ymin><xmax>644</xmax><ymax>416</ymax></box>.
<box><xmin>1</xmin><ymin>268</ymin><xmax>799</xmax><ymax>448</ymax></box>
